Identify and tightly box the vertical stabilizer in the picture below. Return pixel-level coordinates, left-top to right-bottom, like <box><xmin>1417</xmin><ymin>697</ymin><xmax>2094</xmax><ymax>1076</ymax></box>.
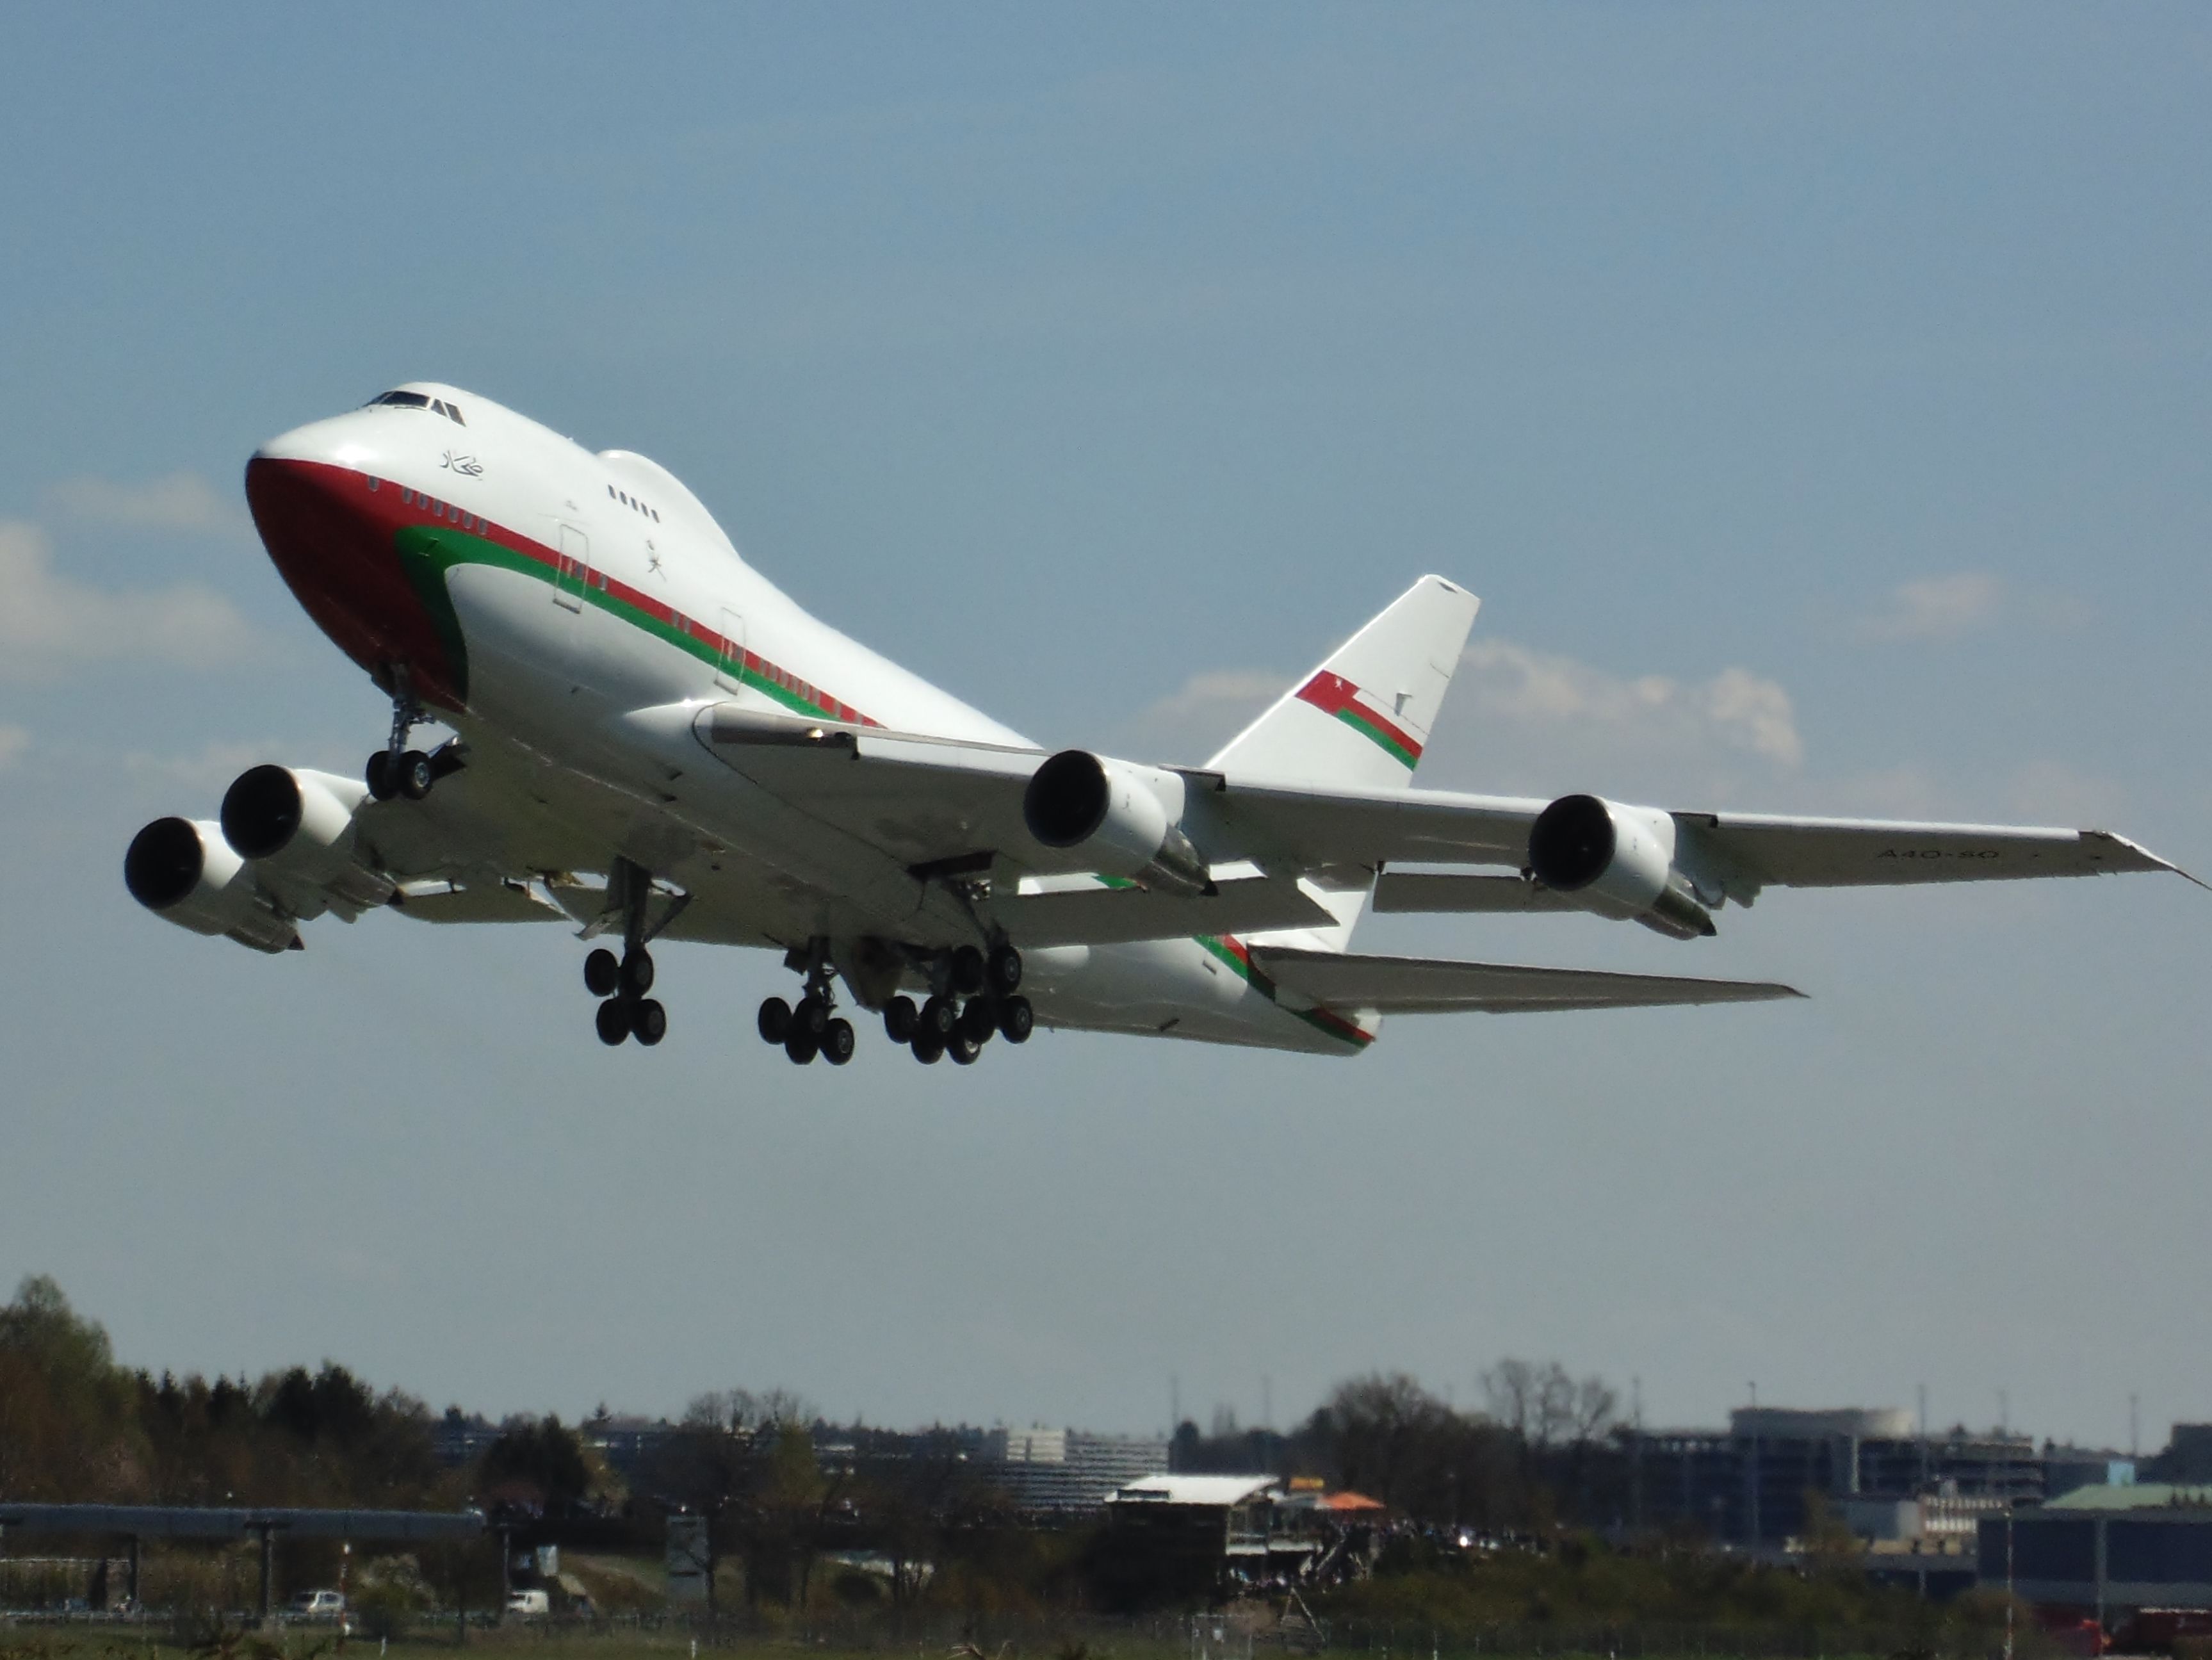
<box><xmin>1207</xmin><ymin>575</ymin><xmax>1479</xmax><ymax>955</ymax></box>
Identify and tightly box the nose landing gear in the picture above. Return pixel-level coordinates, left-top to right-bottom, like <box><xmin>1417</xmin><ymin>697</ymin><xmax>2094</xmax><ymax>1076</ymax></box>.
<box><xmin>364</xmin><ymin>669</ymin><xmax>437</xmax><ymax>802</ymax></box>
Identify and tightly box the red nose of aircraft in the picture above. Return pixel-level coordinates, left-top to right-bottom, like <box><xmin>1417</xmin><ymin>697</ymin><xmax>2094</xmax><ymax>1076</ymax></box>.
<box><xmin>245</xmin><ymin>423</ymin><xmax>464</xmax><ymax>710</ymax></box>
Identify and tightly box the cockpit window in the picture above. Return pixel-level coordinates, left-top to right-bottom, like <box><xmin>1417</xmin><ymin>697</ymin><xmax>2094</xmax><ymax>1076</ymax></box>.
<box><xmin>366</xmin><ymin>390</ymin><xmax>466</xmax><ymax>425</ymax></box>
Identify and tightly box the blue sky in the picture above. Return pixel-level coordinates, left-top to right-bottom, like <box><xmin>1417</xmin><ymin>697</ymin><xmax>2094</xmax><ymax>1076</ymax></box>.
<box><xmin>1</xmin><ymin>4</ymin><xmax>2208</xmax><ymax>1447</ymax></box>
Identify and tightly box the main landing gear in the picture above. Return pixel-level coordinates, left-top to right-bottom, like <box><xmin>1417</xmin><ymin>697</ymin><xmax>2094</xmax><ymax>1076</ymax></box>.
<box><xmin>587</xmin><ymin>859</ymin><xmax>667</xmax><ymax>1048</ymax></box>
<box><xmin>364</xmin><ymin>670</ymin><xmax>436</xmax><ymax>802</ymax></box>
<box><xmin>884</xmin><ymin>943</ymin><xmax>1030</xmax><ymax>1066</ymax></box>
<box><xmin>753</xmin><ymin>941</ymin><xmax>1030</xmax><ymax>1067</ymax></box>
<box><xmin>756</xmin><ymin>948</ymin><xmax>855</xmax><ymax>1067</ymax></box>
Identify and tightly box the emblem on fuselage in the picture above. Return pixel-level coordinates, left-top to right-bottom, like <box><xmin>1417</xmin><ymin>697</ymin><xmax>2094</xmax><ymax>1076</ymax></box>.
<box><xmin>441</xmin><ymin>450</ymin><xmax>485</xmax><ymax>477</ymax></box>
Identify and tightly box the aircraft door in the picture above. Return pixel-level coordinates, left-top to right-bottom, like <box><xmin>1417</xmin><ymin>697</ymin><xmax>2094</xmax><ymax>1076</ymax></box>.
<box><xmin>713</xmin><ymin>606</ymin><xmax>746</xmax><ymax>694</ymax></box>
<box><xmin>553</xmin><ymin>524</ymin><xmax>589</xmax><ymax>611</ymax></box>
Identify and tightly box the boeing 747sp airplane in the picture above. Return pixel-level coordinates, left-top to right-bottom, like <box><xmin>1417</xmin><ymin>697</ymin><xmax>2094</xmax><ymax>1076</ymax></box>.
<box><xmin>124</xmin><ymin>383</ymin><xmax>2190</xmax><ymax>1065</ymax></box>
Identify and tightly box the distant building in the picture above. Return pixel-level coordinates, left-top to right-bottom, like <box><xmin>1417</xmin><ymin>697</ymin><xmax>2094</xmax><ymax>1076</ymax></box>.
<box><xmin>1100</xmin><ymin>1474</ymin><xmax>1316</xmax><ymax>1602</ymax></box>
<box><xmin>1629</xmin><ymin>1406</ymin><xmax>2042</xmax><ymax>1547</ymax></box>
<box><xmin>1979</xmin><ymin>1483</ymin><xmax>2212</xmax><ymax>1626</ymax></box>
<box><xmin>981</xmin><ymin>1427</ymin><xmax>1171</xmax><ymax>1513</ymax></box>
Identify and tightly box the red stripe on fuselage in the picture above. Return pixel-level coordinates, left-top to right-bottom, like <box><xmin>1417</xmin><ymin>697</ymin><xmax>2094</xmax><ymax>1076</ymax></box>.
<box><xmin>244</xmin><ymin>457</ymin><xmax>881</xmax><ymax>728</ymax></box>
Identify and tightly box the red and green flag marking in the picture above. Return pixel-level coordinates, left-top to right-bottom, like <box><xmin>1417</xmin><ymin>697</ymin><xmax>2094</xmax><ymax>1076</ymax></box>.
<box><xmin>1295</xmin><ymin>670</ymin><xmax>1422</xmax><ymax>769</ymax></box>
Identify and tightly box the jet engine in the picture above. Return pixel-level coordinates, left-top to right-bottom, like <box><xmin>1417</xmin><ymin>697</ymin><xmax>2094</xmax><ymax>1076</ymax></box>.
<box><xmin>1022</xmin><ymin>749</ymin><xmax>1215</xmax><ymax>896</ymax></box>
<box><xmin>220</xmin><ymin>764</ymin><xmax>395</xmax><ymax>916</ymax></box>
<box><xmin>123</xmin><ymin>817</ymin><xmax>299</xmax><ymax>953</ymax></box>
<box><xmin>1526</xmin><ymin>793</ymin><xmax>1718</xmax><ymax>940</ymax></box>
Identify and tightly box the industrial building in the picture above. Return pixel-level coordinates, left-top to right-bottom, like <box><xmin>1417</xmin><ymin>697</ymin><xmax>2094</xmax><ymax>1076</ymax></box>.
<box><xmin>1628</xmin><ymin>1407</ymin><xmax>2043</xmax><ymax>1547</ymax></box>
<box><xmin>1979</xmin><ymin>1483</ymin><xmax>2212</xmax><ymax>1632</ymax></box>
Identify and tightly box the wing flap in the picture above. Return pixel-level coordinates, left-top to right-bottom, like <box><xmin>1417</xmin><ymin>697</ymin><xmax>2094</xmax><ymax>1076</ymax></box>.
<box><xmin>1249</xmin><ymin>946</ymin><xmax>1803</xmax><ymax>1014</ymax></box>
<box><xmin>991</xmin><ymin>875</ymin><xmax>1333</xmax><ymax>948</ymax></box>
<box><xmin>1372</xmin><ymin>872</ymin><xmax>1580</xmax><ymax>915</ymax></box>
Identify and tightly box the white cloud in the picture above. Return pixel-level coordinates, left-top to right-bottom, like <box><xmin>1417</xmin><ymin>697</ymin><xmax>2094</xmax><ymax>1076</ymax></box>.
<box><xmin>1112</xmin><ymin>669</ymin><xmax>1286</xmax><ymax>764</ymax></box>
<box><xmin>1116</xmin><ymin>638</ymin><xmax>1805</xmax><ymax>806</ymax></box>
<box><xmin>1858</xmin><ymin>571</ymin><xmax>2004</xmax><ymax>642</ymax></box>
<box><xmin>0</xmin><ymin>519</ymin><xmax>266</xmax><ymax>681</ymax></box>
<box><xmin>45</xmin><ymin>471</ymin><xmax>247</xmax><ymax>535</ymax></box>
<box><xmin>1435</xmin><ymin>639</ymin><xmax>1804</xmax><ymax>788</ymax></box>
<box><xmin>0</xmin><ymin>725</ymin><xmax>26</xmax><ymax>770</ymax></box>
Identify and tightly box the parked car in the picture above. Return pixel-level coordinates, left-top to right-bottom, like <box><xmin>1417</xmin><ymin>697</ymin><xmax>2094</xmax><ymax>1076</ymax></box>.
<box><xmin>505</xmin><ymin>1590</ymin><xmax>550</xmax><ymax>1619</ymax></box>
<box><xmin>288</xmin><ymin>1590</ymin><xmax>346</xmax><ymax>1621</ymax></box>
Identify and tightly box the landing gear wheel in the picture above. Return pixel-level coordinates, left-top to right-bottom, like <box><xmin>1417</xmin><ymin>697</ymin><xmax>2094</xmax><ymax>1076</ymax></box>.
<box><xmin>620</xmin><ymin>948</ymin><xmax>655</xmax><ymax>998</ymax></box>
<box><xmin>631</xmin><ymin>998</ymin><xmax>667</xmax><ymax>1046</ymax></box>
<box><xmin>919</xmin><ymin>995</ymin><xmax>958</xmax><ymax>1041</ymax></box>
<box><xmin>785</xmin><ymin>1027</ymin><xmax>818</xmax><ymax>1065</ymax></box>
<box><xmin>948</xmin><ymin>1032</ymin><xmax>982</xmax><ymax>1066</ymax></box>
<box><xmin>792</xmin><ymin>995</ymin><xmax>830</xmax><ymax>1042</ymax></box>
<box><xmin>396</xmin><ymin>749</ymin><xmax>434</xmax><ymax>801</ymax></box>
<box><xmin>595</xmin><ymin>998</ymin><xmax>630</xmax><ymax>1046</ymax></box>
<box><xmin>758</xmin><ymin>996</ymin><xmax>792</xmax><ymax>1045</ymax></box>
<box><xmin>365</xmin><ymin>751</ymin><xmax>396</xmax><ymax>801</ymax></box>
<box><xmin>821</xmin><ymin>1018</ymin><xmax>855</xmax><ymax>1066</ymax></box>
<box><xmin>883</xmin><ymin>996</ymin><xmax>918</xmax><ymax>1044</ymax></box>
<box><xmin>958</xmin><ymin>999</ymin><xmax>996</xmax><ymax>1045</ymax></box>
<box><xmin>584</xmin><ymin>948</ymin><xmax>620</xmax><ymax>998</ymax></box>
<box><xmin>911</xmin><ymin>1032</ymin><xmax>944</xmax><ymax>1064</ymax></box>
<box><xmin>950</xmin><ymin>945</ymin><xmax>985</xmax><ymax>995</ymax></box>
<box><xmin>998</xmin><ymin>995</ymin><xmax>1034</xmax><ymax>1044</ymax></box>
<box><xmin>987</xmin><ymin>945</ymin><xmax>1023</xmax><ymax>995</ymax></box>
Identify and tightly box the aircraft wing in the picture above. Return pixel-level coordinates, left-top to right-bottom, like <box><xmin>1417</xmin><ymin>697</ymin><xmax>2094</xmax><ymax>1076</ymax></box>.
<box><xmin>1664</xmin><ymin>812</ymin><xmax>2187</xmax><ymax>890</ymax></box>
<box><xmin>1199</xmin><ymin>776</ymin><xmax>2186</xmax><ymax>892</ymax></box>
<box><xmin>1249</xmin><ymin>947</ymin><xmax>1803</xmax><ymax>1014</ymax></box>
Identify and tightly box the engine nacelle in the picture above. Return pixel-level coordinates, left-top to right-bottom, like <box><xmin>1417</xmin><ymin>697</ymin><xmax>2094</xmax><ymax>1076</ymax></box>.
<box><xmin>220</xmin><ymin>765</ymin><xmax>394</xmax><ymax>915</ymax></box>
<box><xmin>1022</xmin><ymin>749</ymin><xmax>1215</xmax><ymax>897</ymax></box>
<box><xmin>123</xmin><ymin>817</ymin><xmax>299</xmax><ymax>954</ymax></box>
<box><xmin>1526</xmin><ymin>793</ymin><xmax>1718</xmax><ymax>940</ymax></box>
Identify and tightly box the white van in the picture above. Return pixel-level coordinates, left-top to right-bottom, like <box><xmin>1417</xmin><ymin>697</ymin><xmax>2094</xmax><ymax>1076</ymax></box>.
<box><xmin>505</xmin><ymin>1590</ymin><xmax>550</xmax><ymax>1618</ymax></box>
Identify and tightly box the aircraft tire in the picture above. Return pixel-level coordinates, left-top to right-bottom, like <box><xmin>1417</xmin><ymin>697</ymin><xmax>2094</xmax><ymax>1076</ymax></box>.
<box><xmin>987</xmin><ymin>945</ymin><xmax>1023</xmax><ymax>995</ymax></box>
<box><xmin>919</xmin><ymin>995</ymin><xmax>957</xmax><ymax>1041</ymax></box>
<box><xmin>621</xmin><ymin>948</ymin><xmax>655</xmax><ymax>998</ymax></box>
<box><xmin>911</xmin><ymin>1032</ymin><xmax>944</xmax><ymax>1065</ymax></box>
<box><xmin>633</xmin><ymin>999</ymin><xmax>667</xmax><ymax>1046</ymax></box>
<box><xmin>397</xmin><ymin>750</ymin><xmax>434</xmax><ymax>801</ymax></box>
<box><xmin>998</xmin><ymin>995</ymin><xmax>1034</xmax><ymax>1044</ymax></box>
<box><xmin>883</xmin><ymin>995</ymin><xmax>918</xmax><ymax>1043</ymax></box>
<box><xmin>364</xmin><ymin>751</ymin><xmax>397</xmax><ymax>801</ymax></box>
<box><xmin>785</xmin><ymin>1027</ymin><xmax>818</xmax><ymax>1065</ymax></box>
<box><xmin>584</xmin><ymin>948</ymin><xmax>620</xmax><ymax>998</ymax></box>
<box><xmin>950</xmin><ymin>944</ymin><xmax>985</xmax><ymax>995</ymax></box>
<box><xmin>948</xmin><ymin>1032</ymin><xmax>981</xmax><ymax>1066</ymax></box>
<box><xmin>822</xmin><ymin>1018</ymin><xmax>855</xmax><ymax>1065</ymax></box>
<box><xmin>793</xmin><ymin>995</ymin><xmax>830</xmax><ymax>1040</ymax></box>
<box><xmin>958</xmin><ymin>999</ymin><xmax>995</xmax><ymax>1045</ymax></box>
<box><xmin>595</xmin><ymin>998</ymin><xmax>630</xmax><ymax>1046</ymax></box>
<box><xmin>757</xmin><ymin>996</ymin><xmax>792</xmax><ymax>1044</ymax></box>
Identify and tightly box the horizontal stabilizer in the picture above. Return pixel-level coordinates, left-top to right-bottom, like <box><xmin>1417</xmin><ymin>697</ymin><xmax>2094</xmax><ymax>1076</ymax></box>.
<box><xmin>1248</xmin><ymin>947</ymin><xmax>1803</xmax><ymax>1014</ymax></box>
<box><xmin>994</xmin><ymin>876</ymin><xmax>1333</xmax><ymax>948</ymax></box>
<box><xmin>1372</xmin><ymin>872</ymin><xmax>1581</xmax><ymax>915</ymax></box>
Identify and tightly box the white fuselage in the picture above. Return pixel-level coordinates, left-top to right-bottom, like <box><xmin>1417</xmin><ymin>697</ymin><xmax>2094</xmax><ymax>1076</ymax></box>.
<box><xmin>250</xmin><ymin>383</ymin><xmax>1372</xmax><ymax>1055</ymax></box>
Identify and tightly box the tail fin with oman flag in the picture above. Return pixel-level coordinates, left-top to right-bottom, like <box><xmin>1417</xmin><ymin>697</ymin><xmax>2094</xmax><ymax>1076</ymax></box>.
<box><xmin>1203</xmin><ymin>574</ymin><xmax>1480</xmax><ymax>957</ymax></box>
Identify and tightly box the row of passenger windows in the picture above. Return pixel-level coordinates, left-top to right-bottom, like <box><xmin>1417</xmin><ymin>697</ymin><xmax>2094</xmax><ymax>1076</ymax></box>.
<box><xmin>365</xmin><ymin>475</ymin><xmax>489</xmax><ymax>533</ymax></box>
<box><xmin>608</xmin><ymin>482</ymin><xmax>660</xmax><ymax>521</ymax></box>
<box><xmin>366</xmin><ymin>389</ymin><xmax>467</xmax><ymax>425</ymax></box>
